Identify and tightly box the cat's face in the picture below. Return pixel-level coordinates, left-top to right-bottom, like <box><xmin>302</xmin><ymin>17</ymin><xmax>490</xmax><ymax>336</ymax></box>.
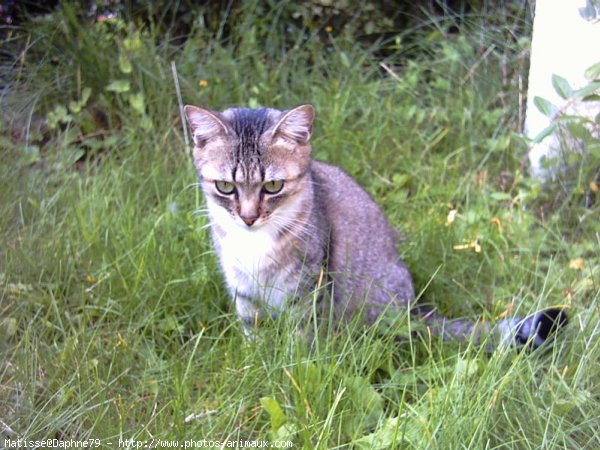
<box><xmin>184</xmin><ymin>105</ymin><xmax>314</xmax><ymax>230</ymax></box>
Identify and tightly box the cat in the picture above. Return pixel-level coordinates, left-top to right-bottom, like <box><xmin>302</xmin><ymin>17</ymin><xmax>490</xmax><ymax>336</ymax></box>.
<box><xmin>184</xmin><ymin>103</ymin><xmax>567</xmax><ymax>349</ymax></box>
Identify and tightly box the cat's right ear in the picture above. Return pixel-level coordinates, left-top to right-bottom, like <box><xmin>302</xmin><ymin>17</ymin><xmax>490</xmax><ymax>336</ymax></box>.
<box><xmin>184</xmin><ymin>105</ymin><xmax>229</xmax><ymax>147</ymax></box>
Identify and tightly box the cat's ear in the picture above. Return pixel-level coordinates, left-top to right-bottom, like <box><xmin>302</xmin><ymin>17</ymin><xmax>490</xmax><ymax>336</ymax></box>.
<box><xmin>271</xmin><ymin>104</ymin><xmax>314</xmax><ymax>145</ymax></box>
<box><xmin>184</xmin><ymin>105</ymin><xmax>229</xmax><ymax>147</ymax></box>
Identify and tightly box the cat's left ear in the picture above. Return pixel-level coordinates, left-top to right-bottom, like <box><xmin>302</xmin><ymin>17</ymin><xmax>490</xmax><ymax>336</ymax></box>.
<box><xmin>271</xmin><ymin>104</ymin><xmax>314</xmax><ymax>145</ymax></box>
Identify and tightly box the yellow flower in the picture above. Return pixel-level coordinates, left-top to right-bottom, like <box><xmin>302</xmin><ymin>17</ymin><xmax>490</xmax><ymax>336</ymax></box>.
<box><xmin>325</xmin><ymin>25</ymin><xmax>333</xmax><ymax>33</ymax></box>
<box><xmin>446</xmin><ymin>209</ymin><xmax>458</xmax><ymax>226</ymax></box>
<box><xmin>489</xmin><ymin>217</ymin><xmax>503</xmax><ymax>234</ymax></box>
<box><xmin>198</xmin><ymin>79</ymin><xmax>208</xmax><ymax>88</ymax></box>
<box><xmin>453</xmin><ymin>239</ymin><xmax>481</xmax><ymax>253</ymax></box>
<box><xmin>117</xmin><ymin>332</ymin><xmax>128</xmax><ymax>347</ymax></box>
<box><xmin>569</xmin><ymin>258</ymin><xmax>586</xmax><ymax>270</ymax></box>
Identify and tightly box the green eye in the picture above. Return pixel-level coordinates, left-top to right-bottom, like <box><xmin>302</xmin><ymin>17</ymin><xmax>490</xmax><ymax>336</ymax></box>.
<box><xmin>215</xmin><ymin>180</ymin><xmax>236</xmax><ymax>195</ymax></box>
<box><xmin>263</xmin><ymin>180</ymin><xmax>284</xmax><ymax>194</ymax></box>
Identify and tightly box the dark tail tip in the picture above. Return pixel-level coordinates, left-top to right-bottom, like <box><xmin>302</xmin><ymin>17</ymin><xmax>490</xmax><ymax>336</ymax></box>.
<box><xmin>535</xmin><ymin>308</ymin><xmax>569</xmax><ymax>340</ymax></box>
<box><xmin>515</xmin><ymin>307</ymin><xmax>569</xmax><ymax>350</ymax></box>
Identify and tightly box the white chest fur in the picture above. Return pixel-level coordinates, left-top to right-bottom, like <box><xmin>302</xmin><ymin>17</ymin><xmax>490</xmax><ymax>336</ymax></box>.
<box><xmin>220</xmin><ymin>224</ymin><xmax>277</xmax><ymax>279</ymax></box>
<box><xmin>208</xmin><ymin>204</ymin><xmax>289</xmax><ymax>312</ymax></box>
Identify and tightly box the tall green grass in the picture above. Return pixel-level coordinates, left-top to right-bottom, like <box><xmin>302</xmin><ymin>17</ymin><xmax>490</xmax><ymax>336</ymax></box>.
<box><xmin>1</xmin><ymin>2</ymin><xmax>598</xmax><ymax>448</ymax></box>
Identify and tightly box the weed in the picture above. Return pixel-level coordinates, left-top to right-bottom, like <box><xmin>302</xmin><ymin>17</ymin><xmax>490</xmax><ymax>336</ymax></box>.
<box><xmin>1</xmin><ymin>2</ymin><xmax>598</xmax><ymax>448</ymax></box>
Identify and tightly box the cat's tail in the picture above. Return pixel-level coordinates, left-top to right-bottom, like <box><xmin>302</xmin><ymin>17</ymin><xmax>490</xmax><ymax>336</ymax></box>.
<box><xmin>414</xmin><ymin>306</ymin><xmax>568</xmax><ymax>351</ymax></box>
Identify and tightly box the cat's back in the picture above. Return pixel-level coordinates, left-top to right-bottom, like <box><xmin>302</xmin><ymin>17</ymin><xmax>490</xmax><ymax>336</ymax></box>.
<box><xmin>310</xmin><ymin>160</ymin><xmax>396</xmax><ymax>244</ymax></box>
<box><xmin>310</xmin><ymin>160</ymin><xmax>414</xmax><ymax>315</ymax></box>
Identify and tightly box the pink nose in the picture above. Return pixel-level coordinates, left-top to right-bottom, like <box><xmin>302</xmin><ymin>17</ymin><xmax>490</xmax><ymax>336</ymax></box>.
<box><xmin>241</xmin><ymin>215</ymin><xmax>258</xmax><ymax>226</ymax></box>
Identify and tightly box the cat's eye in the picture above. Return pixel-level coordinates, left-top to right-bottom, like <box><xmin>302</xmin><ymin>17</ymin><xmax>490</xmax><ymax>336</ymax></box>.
<box><xmin>263</xmin><ymin>180</ymin><xmax>284</xmax><ymax>194</ymax></box>
<box><xmin>215</xmin><ymin>180</ymin><xmax>236</xmax><ymax>195</ymax></box>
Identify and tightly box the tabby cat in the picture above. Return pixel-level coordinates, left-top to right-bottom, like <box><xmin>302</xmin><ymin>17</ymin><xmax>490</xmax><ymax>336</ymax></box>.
<box><xmin>184</xmin><ymin>104</ymin><xmax>567</xmax><ymax>349</ymax></box>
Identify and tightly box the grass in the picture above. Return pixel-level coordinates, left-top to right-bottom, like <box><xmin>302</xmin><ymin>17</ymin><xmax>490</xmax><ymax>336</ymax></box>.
<box><xmin>1</xmin><ymin>2</ymin><xmax>599</xmax><ymax>448</ymax></box>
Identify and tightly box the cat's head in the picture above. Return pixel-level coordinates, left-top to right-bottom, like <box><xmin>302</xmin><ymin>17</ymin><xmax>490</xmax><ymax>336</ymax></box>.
<box><xmin>184</xmin><ymin>104</ymin><xmax>314</xmax><ymax>230</ymax></box>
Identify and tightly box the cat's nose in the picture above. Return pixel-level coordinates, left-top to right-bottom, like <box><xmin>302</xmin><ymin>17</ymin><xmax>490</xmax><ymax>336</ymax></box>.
<box><xmin>241</xmin><ymin>215</ymin><xmax>258</xmax><ymax>227</ymax></box>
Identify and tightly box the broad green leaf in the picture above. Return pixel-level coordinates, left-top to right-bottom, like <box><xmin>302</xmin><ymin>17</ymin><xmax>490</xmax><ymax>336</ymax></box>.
<box><xmin>260</xmin><ymin>397</ymin><xmax>286</xmax><ymax>431</ymax></box>
<box><xmin>119</xmin><ymin>53</ymin><xmax>133</xmax><ymax>74</ymax></box>
<box><xmin>68</xmin><ymin>87</ymin><xmax>92</xmax><ymax>114</ymax></box>
<box><xmin>68</xmin><ymin>100</ymin><xmax>82</xmax><ymax>114</ymax></box>
<box><xmin>533</xmin><ymin>96</ymin><xmax>557</xmax><ymax>117</ymax></box>
<box><xmin>273</xmin><ymin>423</ymin><xmax>298</xmax><ymax>442</ymax></box>
<box><xmin>552</xmin><ymin>74</ymin><xmax>573</xmax><ymax>100</ymax></box>
<box><xmin>343</xmin><ymin>376</ymin><xmax>384</xmax><ymax>437</ymax></box>
<box><xmin>352</xmin><ymin>416</ymin><xmax>401</xmax><ymax>449</ymax></box>
<box><xmin>453</xmin><ymin>356</ymin><xmax>480</xmax><ymax>381</ymax></box>
<box><xmin>65</xmin><ymin>147</ymin><xmax>86</xmax><ymax>165</ymax></box>
<box><xmin>554</xmin><ymin>114</ymin><xmax>591</xmax><ymax>123</ymax></box>
<box><xmin>128</xmin><ymin>92</ymin><xmax>145</xmax><ymax>115</ymax></box>
<box><xmin>123</xmin><ymin>32</ymin><xmax>143</xmax><ymax>52</ymax></box>
<box><xmin>486</xmin><ymin>135</ymin><xmax>511</xmax><ymax>152</ymax></box>
<box><xmin>352</xmin><ymin>414</ymin><xmax>426</xmax><ymax>449</ymax></box>
<box><xmin>54</xmin><ymin>104</ymin><xmax>70</xmax><ymax>121</ymax></box>
<box><xmin>345</xmin><ymin>376</ymin><xmax>383</xmax><ymax>414</ymax></box>
<box><xmin>106</xmin><ymin>80</ymin><xmax>131</xmax><ymax>93</ymax></box>
<box><xmin>573</xmin><ymin>81</ymin><xmax>600</xmax><ymax>99</ymax></box>
<box><xmin>81</xmin><ymin>87</ymin><xmax>92</xmax><ymax>104</ymax></box>
<box><xmin>585</xmin><ymin>61</ymin><xmax>600</xmax><ymax>80</ymax></box>
<box><xmin>566</xmin><ymin>121</ymin><xmax>591</xmax><ymax>140</ymax></box>
<box><xmin>47</xmin><ymin>105</ymin><xmax>73</xmax><ymax>129</ymax></box>
<box><xmin>62</xmin><ymin>126</ymin><xmax>80</xmax><ymax>144</ymax></box>
<box><xmin>532</xmin><ymin>123</ymin><xmax>558</xmax><ymax>144</ymax></box>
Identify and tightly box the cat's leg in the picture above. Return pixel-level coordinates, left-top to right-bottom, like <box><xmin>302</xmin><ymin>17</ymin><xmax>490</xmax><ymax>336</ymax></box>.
<box><xmin>234</xmin><ymin>294</ymin><xmax>262</xmax><ymax>336</ymax></box>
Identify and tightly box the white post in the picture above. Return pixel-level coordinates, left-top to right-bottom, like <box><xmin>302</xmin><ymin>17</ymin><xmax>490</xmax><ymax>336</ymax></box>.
<box><xmin>525</xmin><ymin>0</ymin><xmax>600</xmax><ymax>180</ymax></box>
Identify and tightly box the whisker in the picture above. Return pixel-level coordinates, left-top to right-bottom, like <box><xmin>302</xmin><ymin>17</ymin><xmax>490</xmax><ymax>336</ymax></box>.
<box><xmin>196</xmin><ymin>222</ymin><xmax>213</xmax><ymax>232</ymax></box>
<box><xmin>193</xmin><ymin>209</ymin><xmax>210</xmax><ymax>218</ymax></box>
<box><xmin>268</xmin><ymin>216</ymin><xmax>321</xmax><ymax>247</ymax></box>
<box><xmin>280</xmin><ymin>216</ymin><xmax>319</xmax><ymax>234</ymax></box>
<box><xmin>275</xmin><ymin>220</ymin><xmax>316</xmax><ymax>238</ymax></box>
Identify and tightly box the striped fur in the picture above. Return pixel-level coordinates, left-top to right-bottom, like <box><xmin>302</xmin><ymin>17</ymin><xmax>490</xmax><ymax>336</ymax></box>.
<box><xmin>185</xmin><ymin>104</ymin><xmax>567</xmax><ymax>349</ymax></box>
